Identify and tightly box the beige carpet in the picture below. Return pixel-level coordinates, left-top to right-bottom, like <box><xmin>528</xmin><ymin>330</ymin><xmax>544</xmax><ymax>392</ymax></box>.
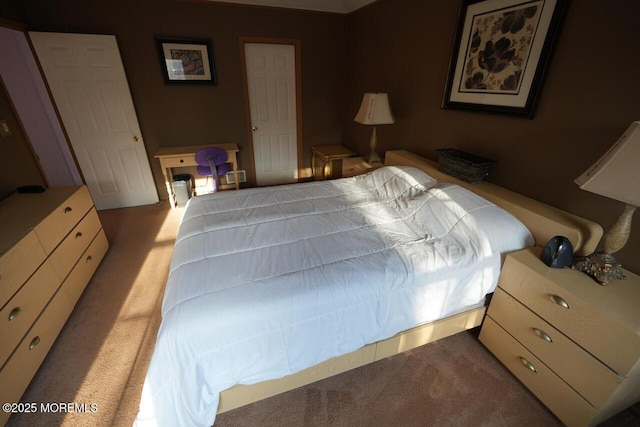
<box><xmin>5</xmin><ymin>202</ymin><xmax>639</xmax><ymax>426</ymax></box>
<box><xmin>216</xmin><ymin>328</ymin><xmax>562</xmax><ymax>427</ymax></box>
<box><xmin>7</xmin><ymin>203</ymin><xmax>183</xmax><ymax>427</ymax></box>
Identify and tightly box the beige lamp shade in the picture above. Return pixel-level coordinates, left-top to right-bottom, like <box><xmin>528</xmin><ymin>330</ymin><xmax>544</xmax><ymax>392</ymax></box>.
<box><xmin>575</xmin><ymin>121</ymin><xmax>640</xmax><ymax>207</ymax></box>
<box><xmin>573</xmin><ymin>121</ymin><xmax>640</xmax><ymax>284</ymax></box>
<box><xmin>354</xmin><ymin>93</ymin><xmax>394</xmax><ymax>164</ymax></box>
<box><xmin>354</xmin><ymin>93</ymin><xmax>395</xmax><ymax>125</ymax></box>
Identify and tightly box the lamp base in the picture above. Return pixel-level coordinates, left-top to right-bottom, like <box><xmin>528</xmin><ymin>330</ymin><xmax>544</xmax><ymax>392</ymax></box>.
<box><xmin>365</xmin><ymin>126</ymin><xmax>383</xmax><ymax>165</ymax></box>
<box><xmin>572</xmin><ymin>251</ymin><xmax>626</xmax><ymax>285</ymax></box>
<box><xmin>366</xmin><ymin>151</ymin><xmax>381</xmax><ymax>164</ymax></box>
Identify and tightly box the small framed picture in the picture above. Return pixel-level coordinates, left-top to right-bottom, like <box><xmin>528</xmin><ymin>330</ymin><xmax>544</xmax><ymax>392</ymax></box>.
<box><xmin>156</xmin><ymin>37</ymin><xmax>217</xmax><ymax>85</ymax></box>
<box><xmin>442</xmin><ymin>0</ymin><xmax>568</xmax><ymax>117</ymax></box>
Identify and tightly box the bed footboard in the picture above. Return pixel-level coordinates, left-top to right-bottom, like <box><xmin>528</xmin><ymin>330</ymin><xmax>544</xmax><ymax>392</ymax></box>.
<box><xmin>218</xmin><ymin>306</ymin><xmax>485</xmax><ymax>414</ymax></box>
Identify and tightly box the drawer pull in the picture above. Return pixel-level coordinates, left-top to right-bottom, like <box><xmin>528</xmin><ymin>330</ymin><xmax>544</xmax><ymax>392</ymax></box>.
<box><xmin>64</xmin><ymin>206</ymin><xmax>73</xmax><ymax>213</ymax></box>
<box><xmin>8</xmin><ymin>306</ymin><xmax>21</xmax><ymax>321</ymax></box>
<box><xmin>519</xmin><ymin>357</ymin><xmax>537</xmax><ymax>372</ymax></box>
<box><xmin>29</xmin><ymin>336</ymin><xmax>40</xmax><ymax>350</ymax></box>
<box><xmin>533</xmin><ymin>327</ymin><xmax>553</xmax><ymax>343</ymax></box>
<box><xmin>76</xmin><ymin>232</ymin><xmax>83</xmax><ymax>239</ymax></box>
<box><xmin>86</xmin><ymin>255</ymin><xmax>93</xmax><ymax>263</ymax></box>
<box><xmin>549</xmin><ymin>293</ymin><xmax>570</xmax><ymax>309</ymax></box>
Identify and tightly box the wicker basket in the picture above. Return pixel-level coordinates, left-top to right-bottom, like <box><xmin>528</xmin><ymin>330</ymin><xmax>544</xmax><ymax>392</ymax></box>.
<box><xmin>436</xmin><ymin>149</ymin><xmax>496</xmax><ymax>184</ymax></box>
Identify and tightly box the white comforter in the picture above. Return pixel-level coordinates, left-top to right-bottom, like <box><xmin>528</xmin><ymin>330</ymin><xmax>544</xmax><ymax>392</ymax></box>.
<box><xmin>135</xmin><ymin>166</ymin><xmax>533</xmax><ymax>426</ymax></box>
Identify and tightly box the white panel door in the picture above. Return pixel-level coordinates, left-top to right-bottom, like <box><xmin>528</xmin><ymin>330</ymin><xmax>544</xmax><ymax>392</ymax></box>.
<box><xmin>30</xmin><ymin>32</ymin><xmax>159</xmax><ymax>210</ymax></box>
<box><xmin>244</xmin><ymin>43</ymin><xmax>298</xmax><ymax>186</ymax></box>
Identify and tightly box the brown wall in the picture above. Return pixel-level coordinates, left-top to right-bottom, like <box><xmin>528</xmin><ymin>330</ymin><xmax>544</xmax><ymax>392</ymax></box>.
<box><xmin>3</xmin><ymin>0</ymin><xmax>639</xmax><ymax>273</ymax></box>
<box><xmin>18</xmin><ymin>0</ymin><xmax>348</xmax><ymax>189</ymax></box>
<box><xmin>0</xmin><ymin>76</ymin><xmax>45</xmax><ymax>200</ymax></box>
<box><xmin>344</xmin><ymin>0</ymin><xmax>640</xmax><ymax>273</ymax></box>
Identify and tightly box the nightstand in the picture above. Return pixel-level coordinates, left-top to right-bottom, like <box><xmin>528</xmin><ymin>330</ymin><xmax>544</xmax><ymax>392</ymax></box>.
<box><xmin>341</xmin><ymin>157</ymin><xmax>384</xmax><ymax>178</ymax></box>
<box><xmin>311</xmin><ymin>145</ymin><xmax>356</xmax><ymax>180</ymax></box>
<box><xmin>479</xmin><ymin>248</ymin><xmax>640</xmax><ymax>427</ymax></box>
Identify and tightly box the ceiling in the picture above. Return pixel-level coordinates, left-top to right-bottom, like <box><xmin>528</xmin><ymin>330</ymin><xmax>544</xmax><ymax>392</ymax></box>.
<box><xmin>203</xmin><ymin>0</ymin><xmax>377</xmax><ymax>14</ymax></box>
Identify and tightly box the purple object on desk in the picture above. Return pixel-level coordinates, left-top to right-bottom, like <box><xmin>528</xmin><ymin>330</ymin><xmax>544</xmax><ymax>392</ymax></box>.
<box><xmin>195</xmin><ymin>147</ymin><xmax>229</xmax><ymax>192</ymax></box>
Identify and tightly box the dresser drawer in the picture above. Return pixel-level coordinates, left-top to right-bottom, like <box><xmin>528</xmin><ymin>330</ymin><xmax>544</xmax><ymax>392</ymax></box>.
<box><xmin>0</xmin><ymin>288</ymin><xmax>72</xmax><ymax>418</ymax></box>
<box><xmin>0</xmin><ymin>231</ymin><xmax>47</xmax><ymax>309</ymax></box>
<box><xmin>499</xmin><ymin>253</ymin><xmax>640</xmax><ymax>376</ymax></box>
<box><xmin>480</xmin><ymin>317</ymin><xmax>597</xmax><ymax>427</ymax></box>
<box><xmin>34</xmin><ymin>186</ymin><xmax>93</xmax><ymax>254</ymax></box>
<box><xmin>162</xmin><ymin>155</ymin><xmax>196</xmax><ymax>168</ymax></box>
<box><xmin>62</xmin><ymin>229</ymin><xmax>109</xmax><ymax>307</ymax></box>
<box><xmin>488</xmin><ymin>287</ymin><xmax>621</xmax><ymax>409</ymax></box>
<box><xmin>49</xmin><ymin>208</ymin><xmax>102</xmax><ymax>281</ymax></box>
<box><xmin>0</xmin><ymin>261</ymin><xmax>61</xmax><ymax>368</ymax></box>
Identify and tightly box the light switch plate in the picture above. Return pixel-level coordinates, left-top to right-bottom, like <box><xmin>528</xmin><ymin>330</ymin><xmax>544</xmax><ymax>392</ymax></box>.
<box><xmin>0</xmin><ymin>120</ymin><xmax>11</xmax><ymax>137</ymax></box>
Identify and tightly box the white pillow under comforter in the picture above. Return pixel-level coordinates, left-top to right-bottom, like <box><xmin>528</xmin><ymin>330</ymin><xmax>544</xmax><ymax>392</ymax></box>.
<box><xmin>135</xmin><ymin>166</ymin><xmax>533</xmax><ymax>426</ymax></box>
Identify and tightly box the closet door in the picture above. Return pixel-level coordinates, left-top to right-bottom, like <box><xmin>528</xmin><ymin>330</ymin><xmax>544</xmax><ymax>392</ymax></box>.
<box><xmin>243</xmin><ymin>41</ymin><xmax>301</xmax><ymax>186</ymax></box>
<box><xmin>30</xmin><ymin>32</ymin><xmax>158</xmax><ymax>210</ymax></box>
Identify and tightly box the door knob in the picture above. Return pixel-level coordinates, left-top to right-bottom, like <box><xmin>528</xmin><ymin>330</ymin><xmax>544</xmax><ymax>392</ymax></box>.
<box><xmin>251</xmin><ymin>126</ymin><xmax>258</xmax><ymax>132</ymax></box>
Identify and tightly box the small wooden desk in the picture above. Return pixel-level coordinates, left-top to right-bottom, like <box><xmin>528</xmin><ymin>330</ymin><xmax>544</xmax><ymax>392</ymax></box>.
<box><xmin>154</xmin><ymin>144</ymin><xmax>239</xmax><ymax>208</ymax></box>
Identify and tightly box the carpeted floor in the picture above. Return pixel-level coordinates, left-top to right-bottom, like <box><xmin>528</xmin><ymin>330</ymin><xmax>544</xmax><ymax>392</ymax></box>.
<box><xmin>5</xmin><ymin>203</ymin><xmax>640</xmax><ymax>426</ymax></box>
<box><xmin>215</xmin><ymin>328</ymin><xmax>561</xmax><ymax>427</ymax></box>
<box><xmin>7</xmin><ymin>203</ymin><xmax>182</xmax><ymax>427</ymax></box>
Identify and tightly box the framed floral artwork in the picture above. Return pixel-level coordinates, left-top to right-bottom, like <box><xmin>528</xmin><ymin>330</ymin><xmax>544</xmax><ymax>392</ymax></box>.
<box><xmin>442</xmin><ymin>0</ymin><xmax>568</xmax><ymax>117</ymax></box>
<box><xmin>156</xmin><ymin>37</ymin><xmax>217</xmax><ymax>85</ymax></box>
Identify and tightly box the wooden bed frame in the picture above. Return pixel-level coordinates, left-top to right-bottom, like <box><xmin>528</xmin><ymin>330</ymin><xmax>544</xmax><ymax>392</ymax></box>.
<box><xmin>217</xmin><ymin>149</ymin><xmax>602</xmax><ymax>414</ymax></box>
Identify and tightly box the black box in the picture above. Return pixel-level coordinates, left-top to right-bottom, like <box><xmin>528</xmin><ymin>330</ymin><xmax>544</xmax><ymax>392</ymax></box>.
<box><xmin>436</xmin><ymin>149</ymin><xmax>496</xmax><ymax>184</ymax></box>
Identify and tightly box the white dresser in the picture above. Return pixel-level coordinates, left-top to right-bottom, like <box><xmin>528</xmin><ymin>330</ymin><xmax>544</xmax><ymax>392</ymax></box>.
<box><xmin>0</xmin><ymin>186</ymin><xmax>108</xmax><ymax>425</ymax></box>
<box><xmin>479</xmin><ymin>248</ymin><xmax>640</xmax><ymax>426</ymax></box>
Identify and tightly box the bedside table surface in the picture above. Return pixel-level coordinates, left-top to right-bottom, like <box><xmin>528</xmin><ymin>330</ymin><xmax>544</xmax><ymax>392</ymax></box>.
<box><xmin>311</xmin><ymin>145</ymin><xmax>356</xmax><ymax>159</ymax></box>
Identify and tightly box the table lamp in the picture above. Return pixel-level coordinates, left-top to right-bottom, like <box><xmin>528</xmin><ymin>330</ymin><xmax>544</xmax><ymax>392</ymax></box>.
<box><xmin>354</xmin><ymin>93</ymin><xmax>394</xmax><ymax>164</ymax></box>
<box><xmin>573</xmin><ymin>121</ymin><xmax>640</xmax><ymax>284</ymax></box>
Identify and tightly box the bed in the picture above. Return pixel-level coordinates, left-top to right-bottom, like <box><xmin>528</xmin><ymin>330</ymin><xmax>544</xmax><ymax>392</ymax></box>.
<box><xmin>134</xmin><ymin>150</ymin><xmax>602</xmax><ymax>427</ymax></box>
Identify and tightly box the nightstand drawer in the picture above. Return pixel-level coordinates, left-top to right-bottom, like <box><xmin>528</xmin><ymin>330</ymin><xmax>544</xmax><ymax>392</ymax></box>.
<box><xmin>488</xmin><ymin>287</ymin><xmax>621</xmax><ymax>408</ymax></box>
<box><xmin>499</xmin><ymin>252</ymin><xmax>640</xmax><ymax>376</ymax></box>
<box><xmin>342</xmin><ymin>157</ymin><xmax>378</xmax><ymax>177</ymax></box>
<box><xmin>480</xmin><ymin>317</ymin><xmax>597</xmax><ymax>427</ymax></box>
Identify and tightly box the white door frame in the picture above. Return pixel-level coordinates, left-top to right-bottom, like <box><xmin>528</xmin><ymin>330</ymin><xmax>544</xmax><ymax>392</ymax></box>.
<box><xmin>240</xmin><ymin>37</ymin><xmax>302</xmax><ymax>187</ymax></box>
